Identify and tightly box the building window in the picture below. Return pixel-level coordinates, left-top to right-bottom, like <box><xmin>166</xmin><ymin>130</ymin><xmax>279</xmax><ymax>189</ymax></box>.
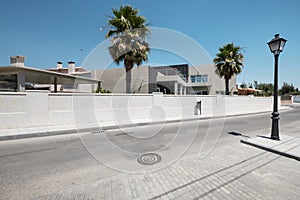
<box><xmin>202</xmin><ymin>91</ymin><xmax>208</xmax><ymax>95</ymax></box>
<box><xmin>196</xmin><ymin>91</ymin><xmax>208</xmax><ymax>95</ymax></box>
<box><xmin>191</xmin><ymin>75</ymin><xmax>208</xmax><ymax>83</ymax></box>
<box><xmin>0</xmin><ymin>74</ymin><xmax>17</xmax><ymax>91</ymax></box>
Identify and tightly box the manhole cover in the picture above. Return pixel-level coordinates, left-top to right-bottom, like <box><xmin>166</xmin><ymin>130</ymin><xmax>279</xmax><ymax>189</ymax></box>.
<box><xmin>137</xmin><ymin>153</ymin><xmax>162</xmax><ymax>165</ymax></box>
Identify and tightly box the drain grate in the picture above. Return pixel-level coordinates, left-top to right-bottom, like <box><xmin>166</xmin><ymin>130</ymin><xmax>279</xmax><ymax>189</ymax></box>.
<box><xmin>91</xmin><ymin>130</ymin><xmax>105</xmax><ymax>134</ymax></box>
<box><xmin>137</xmin><ymin>153</ymin><xmax>161</xmax><ymax>165</ymax></box>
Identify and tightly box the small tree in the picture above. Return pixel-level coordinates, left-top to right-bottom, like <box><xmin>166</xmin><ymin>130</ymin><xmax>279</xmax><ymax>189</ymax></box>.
<box><xmin>213</xmin><ymin>43</ymin><xmax>244</xmax><ymax>95</ymax></box>
<box><xmin>254</xmin><ymin>80</ymin><xmax>258</xmax><ymax>89</ymax></box>
<box><xmin>240</xmin><ymin>82</ymin><xmax>247</xmax><ymax>88</ymax></box>
<box><xmin>254</xmin><ymin>82</ymin><xmax>274</xmax><ymax>96</ymax></box>
<box><xmin>279</xmin><ymin>82</ymin><xmax>295</xmax><ymax>95</ymax></box>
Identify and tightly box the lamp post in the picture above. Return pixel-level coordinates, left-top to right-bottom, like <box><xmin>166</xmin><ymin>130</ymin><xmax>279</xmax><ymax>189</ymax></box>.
<box><xmin>267</xmin><ymin>34</ymin><xmax>287</xmax><ymax>140</ymax></box>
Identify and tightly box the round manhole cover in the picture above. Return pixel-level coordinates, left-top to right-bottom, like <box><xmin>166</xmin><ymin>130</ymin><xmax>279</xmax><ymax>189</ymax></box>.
<box><xmin>137</xmin><ymin>153</ymin><xmax>162</xmax><ymax>165</ymax></box>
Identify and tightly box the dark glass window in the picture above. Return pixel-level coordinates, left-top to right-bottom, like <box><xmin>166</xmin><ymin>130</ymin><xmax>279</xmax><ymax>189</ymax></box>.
<box><xmin>0</xmin><ymin>74</ymin><xmax>17</xmax><ymax>91</ymax></box>
<box><xmin>191</xmin><ymin>75</ymin><xmax>208</xmax><ymax>83</ymax></box>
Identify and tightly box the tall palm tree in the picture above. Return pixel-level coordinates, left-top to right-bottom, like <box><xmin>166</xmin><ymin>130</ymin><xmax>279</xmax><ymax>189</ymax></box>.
<box><xmin>106</xmin><ymin>5</ymin><xmax>150</xmax><ymax>93</ymax></box>
<box><xmin>213</xmin><ymin>43</ymin><xmax>244</xmax><ymax>95</ymax></box>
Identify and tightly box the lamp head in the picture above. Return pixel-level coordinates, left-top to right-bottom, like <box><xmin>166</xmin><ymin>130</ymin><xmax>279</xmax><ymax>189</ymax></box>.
<box><xmin>267</xmin><ymin>34</ymin><xmax>287</xmax><ymax>55</ymax></box>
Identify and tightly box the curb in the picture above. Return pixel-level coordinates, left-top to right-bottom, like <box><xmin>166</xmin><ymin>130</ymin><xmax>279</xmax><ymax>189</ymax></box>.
<box><xmin>240</xmin><ymin>137</ymin><xmax>300</xmax><ymax>162</ymax></box>
<box><xmin>0</xmin><ymin>108</ymin><xmax>290</xmax><ymax>141</ymax></box>
<box><xmin>0</xmin><ymin>118</ymin><xmax>205</xmax><ymax>141</ymax></box>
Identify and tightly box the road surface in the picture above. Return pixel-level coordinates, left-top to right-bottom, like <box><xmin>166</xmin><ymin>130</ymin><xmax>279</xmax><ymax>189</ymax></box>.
<box><xmin>0</xmin><ymin>106</ymin><xmax>299</xmax><ymax>199</ymax></box>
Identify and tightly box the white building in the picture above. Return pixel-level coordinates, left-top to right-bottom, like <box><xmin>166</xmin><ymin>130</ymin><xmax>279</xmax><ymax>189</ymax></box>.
<box><xmin>93</xmin><ymin>64</ymin><xmax>236</xmax><ymax>95</ymax></box>
<box><xmin>0</xmin><ymin>56</ymin><xmax>100</xmax><ymax>93</ymax></box>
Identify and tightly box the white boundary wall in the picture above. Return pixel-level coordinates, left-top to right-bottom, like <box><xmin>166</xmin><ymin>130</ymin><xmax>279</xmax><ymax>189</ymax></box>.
<box><xmin>292</xmin><ymin>95</ymin><xmax>300</xmax><ymax>103</ymax></box>
<box><xmin>0</xmin><ymin>92</ymin><xmax>277</xmax><ymax>131</ymax></box>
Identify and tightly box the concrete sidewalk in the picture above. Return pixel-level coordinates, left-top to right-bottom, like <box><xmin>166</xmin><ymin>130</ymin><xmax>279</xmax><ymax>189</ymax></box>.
<box><xmin>31</xmin><ymin>139</ymin><xmax>300</xmax><ymax>200</ymax></box>
<box><xmin>241</xmin><ymin>134</ymin><xmax>300</xmax><ymax>161</ymax></box>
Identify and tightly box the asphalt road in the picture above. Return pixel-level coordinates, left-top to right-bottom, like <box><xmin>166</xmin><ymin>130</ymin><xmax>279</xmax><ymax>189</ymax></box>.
<box><xmin>0</xmin><ymin>106</ymin><xmax>299</xmax><ymax>199</ymax></box>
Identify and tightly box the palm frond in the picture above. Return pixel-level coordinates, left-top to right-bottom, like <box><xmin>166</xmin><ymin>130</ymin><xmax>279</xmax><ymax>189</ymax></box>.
<box><xmin>106</xmin><ymin>5</ymin><xmax>150</xmax><ymax>69</ymax></box>
<box><xmin>213</xmin><ymin>42</ymin><xmax>244</xmax><ymax>79</ymax></box>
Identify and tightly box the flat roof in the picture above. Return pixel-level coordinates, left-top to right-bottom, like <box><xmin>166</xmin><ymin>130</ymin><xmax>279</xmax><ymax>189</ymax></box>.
<box><xmin>0</xmin><ymin>66</ymin><xmax>100</xmax><ymax>85</ymax></box>
<box><xmin>238</xmin><ymin>88</ymin><xmax>262</xmax><ymax>92</ymax></box>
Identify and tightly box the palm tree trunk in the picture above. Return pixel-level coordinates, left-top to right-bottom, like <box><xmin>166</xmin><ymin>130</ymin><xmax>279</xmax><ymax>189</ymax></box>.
<box><xmin>225</xmin><ymin>78</ymin><xmax>230</xmax><ymax>95</ymax></box>
<box><xmin>125</xmin><ymin>64</ymin><xmax>133</xmax><ymax>93</ymax></box>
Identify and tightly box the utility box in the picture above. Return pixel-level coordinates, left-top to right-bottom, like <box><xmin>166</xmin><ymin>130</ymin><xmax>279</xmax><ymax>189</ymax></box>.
<box><xmin>194</xmin><ymin>101</ymin><xmax>202</xmax><ymax>115</ymax></box>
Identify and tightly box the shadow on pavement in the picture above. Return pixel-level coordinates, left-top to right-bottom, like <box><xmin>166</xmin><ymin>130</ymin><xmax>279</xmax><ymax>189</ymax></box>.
<box><xmin>227</xmin><ymin>132</ymin><xmax>250</xmax><ymax>138</ymax></box>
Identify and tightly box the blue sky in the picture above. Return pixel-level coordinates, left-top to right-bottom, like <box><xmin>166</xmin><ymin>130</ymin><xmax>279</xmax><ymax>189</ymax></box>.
<box><xmin>1</xmin><ymin>0</ymin><xmax>299</xmax><ymax>87</ymax></box>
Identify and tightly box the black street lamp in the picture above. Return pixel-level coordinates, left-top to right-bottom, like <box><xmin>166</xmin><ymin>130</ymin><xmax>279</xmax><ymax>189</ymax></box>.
<box><xmin>267</xmin><ymin>34</ymin><xmax>287</xmax><ymax>140</ymax></box>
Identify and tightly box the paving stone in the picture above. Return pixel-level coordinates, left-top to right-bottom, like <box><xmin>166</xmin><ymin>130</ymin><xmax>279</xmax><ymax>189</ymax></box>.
<box><xmin>36</xmin><ymin>142</ymin><xmax>300</xmax><ymax>200</ymax></box>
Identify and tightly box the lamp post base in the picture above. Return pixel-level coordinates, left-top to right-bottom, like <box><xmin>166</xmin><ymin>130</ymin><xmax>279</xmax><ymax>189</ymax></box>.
<box><xmin>271</xmin><ymin>112</ymin><xmax>280</xmax><ymax>140</ymax></box>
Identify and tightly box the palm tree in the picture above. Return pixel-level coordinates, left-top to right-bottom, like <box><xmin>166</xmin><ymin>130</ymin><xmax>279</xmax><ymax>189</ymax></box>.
<box><xmin>213</xmin><ymin>43</ymin><xmax>244</xmax><ymax>95</ymax></box>
<box><xmin>106</xmin><ymin>5</ymin><xmax>150</xmax><ymax>93</ymax></box>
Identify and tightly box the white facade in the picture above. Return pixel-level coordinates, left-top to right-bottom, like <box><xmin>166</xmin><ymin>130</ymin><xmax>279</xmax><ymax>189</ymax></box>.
<box><xmin>93</xmin><ymin>64</ymin><xmax>236</xmax><ymax>95</ymax></box>
<box><xmin>188</xmin><ymin>65</ymin><xmax>236</xmax><ymax>95</ymax></box>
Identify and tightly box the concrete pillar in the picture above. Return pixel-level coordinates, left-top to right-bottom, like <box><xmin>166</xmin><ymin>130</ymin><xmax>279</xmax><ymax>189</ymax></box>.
<box><xmin>153</xmin><ymin>92</ymin><xmax>163</xmax><ymax>105</ymax></box>
<box><xmin>26</xmin><ymin>92</ymin><xmax>48</xmax><ymax>126</ymax></box>
<box><xmin>97</xmin><ymin>81</ymin><xmax>101</xmax><ymax>93</ymax></box>
<box><xmin>174</xmin><ymin>82</ymin><xmax>178</xmax><ymax>95</ymax></box>
<box><xmin>18</xmin><ymin>71</ymin><xmax>25</xmax><ymax>92</ymax></box>
<box><xmin>180</xmin><ymin>85</ymin><xmax>183</xmax><ymax>95</ymax></box>
<box><xmin>54</xmin><ymin>77</ymin><xmax>57</xmax><ymax>93</ymax></box>
<box><xmin>184</xmin><ymin>86</ymin><xmax>187</xmax><ymax>95</ymax></box>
